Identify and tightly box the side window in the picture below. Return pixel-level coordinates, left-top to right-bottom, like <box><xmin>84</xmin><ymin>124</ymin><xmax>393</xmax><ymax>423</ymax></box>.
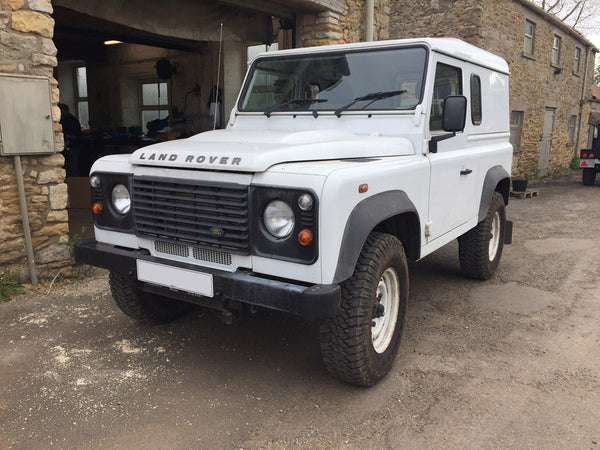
<box><xmin>430</xmin><ymin>63</ymin><xmax>462</xmax><ymax>131</ymax></box>
<box><xmin>523</xmin><ymin>20</ymin><xmax>535</xmax><ymax>55</ymax></box>
<box><xmin>552</xmin><ymin>35</ymin><xmax>561</xmax><ymax>65</ymax></box>
<box><xmin>470</xmin><ymin>74</ymin><xmax>482</xmax><ymax>126</ymax></box>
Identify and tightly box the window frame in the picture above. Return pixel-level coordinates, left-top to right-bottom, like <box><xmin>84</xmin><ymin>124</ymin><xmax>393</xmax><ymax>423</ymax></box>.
<box><xmin>573</xmin><ymin>46</ymin><xmax>582</xmax><ymax>74</ymax></box>
<box><xmin>470</xmin><ymin>74</ymin><xmax>482</xmax><ymax>126</ymax></box>
<box><xmin>523</xmin><ymin>20</ymin><xmax>536</xmax><ymax>55</ymax></box>
<box><xmin>510</xmin><ymin>110</ymin><xmax>524</xmax><ymax>152</ymax></box>
<box><xmin>140</xmin><ymin>79</ymin><xmax>169</xmax><ymax>132</ymax></box>
<box><xmin>552</xmin><ymin>34</ymin><xmax>562</xmax><ymax>65</ymax></box>
<box><xmin>74</xmin><ymin>65</ymin><xmax>89</xmax><ymax>129</ymax></box>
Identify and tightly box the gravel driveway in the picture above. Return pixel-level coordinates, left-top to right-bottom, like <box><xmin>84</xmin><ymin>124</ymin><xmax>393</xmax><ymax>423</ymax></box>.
<box><xmin>1</xmin><ymin>170</ymin><xmax>599</xmax><ymax>449</ymax></box>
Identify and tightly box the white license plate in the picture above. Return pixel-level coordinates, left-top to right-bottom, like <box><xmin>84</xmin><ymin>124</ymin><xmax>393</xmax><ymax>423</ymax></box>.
<box><xmin>136</xmin><ymin>260</ymin><xmax>213</xmax><ymax>297</ymax></box>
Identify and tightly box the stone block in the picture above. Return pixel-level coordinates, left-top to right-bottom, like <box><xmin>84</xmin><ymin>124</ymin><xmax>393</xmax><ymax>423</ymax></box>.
<box><xmin>33</xmin><ymin>222</ymin><xmax>68</xmax><ymax>237</ymax></box>
<box><xmin>0</xmin><ymin>12</ymin><xmax>10</xmax><ymax>30</ymax></box>
<box><xmin>0</xmin><ymin>248</ymin><xmax>25</xmax><ymax>264</ymax></box>
<box><xmin>46</xmin><ymin>209</ymin><xmax>68</xmax><ymax>222</ymax></box>
<box><xmin>52</xmin><ymin>104</ymin><xmax>60</xmax><ymax>121</ymax></box>
<box><xmin>37</xmin><ymin>168</ymin><xmax>64</xmax><ymax>184</ymax></box>
<box><xmin>38</xmin><ymin>153</ymin><xmax>64</xmax><ymax>166</ymax></box>
<box><xmin>29</xmin><ymin>169</ymin><xmax>38</xmax><ymax>178</ymax></box>
<box><xmin>49</xmin><ymin>183</ymin><xmax>67</xmax><ymax>209</ymax></box>
<box><xmin>27</xmin><ymin>0</ymin><xmax>53</xmax><ymax>14</ymax></box>
<box><xmin>32</xmin><ymin>53</ymin><xmax>57</xmax><ymax>67</ymax></box>
<box><xmin>34</xmin><ymin>243</ymin><xmax>70</xmax><ymax>264</ymax></box>
<box><xmin>0</xmin><ymin>31</ymin><xmax>37</xmax><ymax>51</ymax></box>
<box><xmin>4</xmin><ymin>0</ymin><xmax>25</xmax><ymax>10</ymax></box>
<box><xmin>31</xmin><ymin>195</ymin><xmax>47</xmax><ymax>203</ymax></box>
<box><xmin>40</xmin><ymin>37</ymin><xmax>57</xmax><ymax>56</ymax></box>
<box><xmin>11</xmin><ymin>11</ymin><xmax>54</xmax><ymax>38</ymax></box>
<box><xmin>0</xmin><ymin>64</ymin><xmax>17</xmax><ymax>72</ymax></box>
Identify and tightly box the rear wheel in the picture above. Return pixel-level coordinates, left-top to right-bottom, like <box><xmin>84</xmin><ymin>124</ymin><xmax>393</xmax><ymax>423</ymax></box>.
<box><xmin>320</xmin><ymin>233</ymin><xmax>409</xmax><ymax>386</ymax></box>
<box><xmin>583</xmin><ymin>168</ymin><xmax>596</xmax><ymax>186</ymax></box>
<box><xmin>109</xmin><ymin>271</ymin><xmax>192</xmax><ymax>325</ymax></box>
<box><xmin>458</xmin><ymin>192</ymin><xmax>506</xmax><ymax>280</ymax></box>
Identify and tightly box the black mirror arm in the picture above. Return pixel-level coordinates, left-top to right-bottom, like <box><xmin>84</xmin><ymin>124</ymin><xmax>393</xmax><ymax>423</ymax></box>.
<box><xmin>428</xmin><ymin>132</ymin><xmax>456</xmax><ymax>153</ymax></box>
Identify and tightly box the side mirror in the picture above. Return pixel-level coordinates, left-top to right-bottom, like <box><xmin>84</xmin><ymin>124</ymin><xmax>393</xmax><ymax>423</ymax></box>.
<box><xmin>442</xmin><ymin>96</ymin><xmax>467</xmax><ymax>132</ymax></box>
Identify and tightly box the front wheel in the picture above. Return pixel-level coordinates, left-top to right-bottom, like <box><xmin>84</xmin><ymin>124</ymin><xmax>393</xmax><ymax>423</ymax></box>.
<box><xmin>320</xmin><ymin>233</ymin><xmax>409</xmax><ymax>386</ymax></box>
<box><xmin>458</xmin><ymin>191</ymin><xmax>506</xmax><ymax>280</ymax></box>
<box><xmin>583</xmin><ymin>168</ymin><xmax>596</xmax><ymax>186</ymax></box>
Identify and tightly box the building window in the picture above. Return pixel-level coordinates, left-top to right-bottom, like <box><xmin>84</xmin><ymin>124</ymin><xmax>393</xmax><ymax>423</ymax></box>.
<box><xmin>470</xmin><ymin>74</ymin><xmax>482</xmax><ymax>125</ymax></box>
<box><xmin>568</xmin><ymin>115</ymin><xmax>577</xmax><ymax>145</ymax></box>
<box><xmin>75</xmin><ymin>66</ymin><xmax>89</xmax><ymax>129</ymax></box>
<box><xmin>574</xmin><ymin>47</ymin><xmax>581</xmax><ymax>74</ymax></box>
<box><xmin>510</xmin><ymin>111</ymin><xmax>524</xmax><ymax>151</ymax></box>
<box><xmin>141</xmin><ymin>81</ymin><xmax>168</xmax><ymax>132</ymax></box>
<box><xmin>430</xmin><ymin>63</ymin><xmax>462</xmax><ymax>131</ymax></box>
<box><xmin>552</xmin><ymin>35</ymin><xmax>561</xmax><ymax>65</ymax></box>
<box><xmin>523</xmin><ymin>20</ymin><xmax>535</xmax><ymax>55</ymax></box>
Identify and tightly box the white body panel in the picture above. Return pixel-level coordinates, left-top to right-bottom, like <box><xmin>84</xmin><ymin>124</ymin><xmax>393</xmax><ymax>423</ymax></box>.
<box><xmin>90</xmin><ymin>38</ymin><xmax>512</xmax><ymax>287</ymax></box>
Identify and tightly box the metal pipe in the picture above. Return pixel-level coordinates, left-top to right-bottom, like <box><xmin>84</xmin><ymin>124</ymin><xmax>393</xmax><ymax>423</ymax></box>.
<box><xmin>366</xmin><ymin>0</ymin><xmax>374</xmax><ymax>42</ymax></box>
<box><xmin>14</xmin><ymin>155</ymin><xmax>38</xmax><ymax>285</ymax></box>
<box><xmin>575</xmin><ymin>44</ymin><xmax>590</xmax><ymax>152</ymax></box>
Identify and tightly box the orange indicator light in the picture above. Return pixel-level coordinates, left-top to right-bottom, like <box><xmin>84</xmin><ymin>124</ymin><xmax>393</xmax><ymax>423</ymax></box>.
<box><xmin>298</xmin><ymin>229</ymin><xmax>314</xmax><ymax>246</ymax></box>
<box><xmin>92</xmin><ymin>202</ymin><xmax>104</xmax><ymax>215</ymax></box>
<box><xmin>359</xmin><ymin>184</ymin><xmax>368</xmax><ymax>193</ymax></box>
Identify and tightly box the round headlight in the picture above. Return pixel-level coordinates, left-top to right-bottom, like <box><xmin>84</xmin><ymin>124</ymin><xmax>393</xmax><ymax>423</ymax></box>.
<box><xmin>263</xmin><ymin>200</ymin><xmax>294</xmax><ymax>238</ymax></box>
<box><xmin>111</xmin><ymin>184</ymin><xmax>131</xmax><ymax>215</ymax></box>
<box><xmin>90</xmin><ymin>175</ymin><xmax>101</xmax><ymax>188</ymax></box>
<box><xmin>298</xmin><ymin>193</ymin><xmax>313</xmax><ymax>211</ymax></box>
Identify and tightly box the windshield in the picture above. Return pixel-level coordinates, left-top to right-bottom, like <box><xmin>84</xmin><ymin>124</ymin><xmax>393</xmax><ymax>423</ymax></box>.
<box><xmin>239</xmin><ymin>46</ymin><xmax>428</xmax><ymax>114</ymax></box>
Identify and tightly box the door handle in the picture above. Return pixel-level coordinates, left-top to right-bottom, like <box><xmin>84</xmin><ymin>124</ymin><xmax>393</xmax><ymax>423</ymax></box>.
<box><xmin>460</xmin><ymin>169</ymin><xmax>473</xmax><ymax>175</ymax></box>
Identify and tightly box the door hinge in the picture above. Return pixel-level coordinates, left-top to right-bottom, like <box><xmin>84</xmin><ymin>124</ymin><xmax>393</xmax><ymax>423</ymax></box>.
<box><xmin>425</xmin><ymin>221</ymin><xmax>432</xmax><ymax>237</ymax></box>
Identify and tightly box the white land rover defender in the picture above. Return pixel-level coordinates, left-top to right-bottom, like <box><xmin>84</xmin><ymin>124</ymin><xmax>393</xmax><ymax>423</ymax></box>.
<box><xmin>76</xmin><ymin>38</ymin><xmax>513</xmax><ymax>386</ymax></box>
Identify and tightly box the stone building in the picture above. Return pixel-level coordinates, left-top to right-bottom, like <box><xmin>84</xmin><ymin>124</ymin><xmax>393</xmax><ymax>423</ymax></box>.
<box><xmin>0</xmin><ymin>0</ymin><xmax>597</xmax><ymax>280</ymax></box>
<box><xmin>386</xmin><ymin>0</ymin><xmax>598</xmax><ymax>177</ymax></box>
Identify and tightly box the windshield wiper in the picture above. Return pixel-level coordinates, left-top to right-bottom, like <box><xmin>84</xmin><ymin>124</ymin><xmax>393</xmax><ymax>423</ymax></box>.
<box><xmin>334</xmin><ymin>90</ymin><xmax>406</xmax><ymax>117</ymax></box>
<box><xmin>264</xmin><ymin>98</ymin><xmax>327</xmax><ymax>118</ymax></box>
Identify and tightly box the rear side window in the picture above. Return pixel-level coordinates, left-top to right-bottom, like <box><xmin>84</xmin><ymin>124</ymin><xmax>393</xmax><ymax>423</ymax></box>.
<box><xmin>470</xmin><ymin>74</ymin><xmax>482</xmax><ymax>125</ymax></box>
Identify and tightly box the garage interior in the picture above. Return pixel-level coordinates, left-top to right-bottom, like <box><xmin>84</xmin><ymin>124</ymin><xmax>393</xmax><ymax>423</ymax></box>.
<box><xmin>51</xmin><ymin>0</ymin><xmax>295</xmax><ymax>236</ymax></box>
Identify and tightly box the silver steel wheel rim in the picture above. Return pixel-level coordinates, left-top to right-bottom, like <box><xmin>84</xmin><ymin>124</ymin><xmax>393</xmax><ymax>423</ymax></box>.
<box><xmin>489</xmin><ymin>211</ymin><xmax>501</xmax><ymax>261</ymax></box>
<box><xmin>372</xmin><ymin>267</ymin><xmax>400</xmax><ymax>354</ymax></box>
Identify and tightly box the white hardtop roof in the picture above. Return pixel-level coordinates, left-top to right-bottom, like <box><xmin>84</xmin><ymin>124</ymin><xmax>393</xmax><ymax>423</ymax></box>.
<box><xmin>255</xmin><ymin>38</ymin><xmax>510</xmax><ymax>75</ymax></box>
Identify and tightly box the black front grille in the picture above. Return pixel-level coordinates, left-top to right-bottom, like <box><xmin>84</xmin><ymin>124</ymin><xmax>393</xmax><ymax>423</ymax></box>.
<box><xmin>132</xmin><ymin>177</ymin><xmax>249</xmax><ymax>254</ymax></box>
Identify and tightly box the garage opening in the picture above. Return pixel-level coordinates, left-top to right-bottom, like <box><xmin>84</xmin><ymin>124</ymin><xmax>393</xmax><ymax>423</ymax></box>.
<box><xmin>51</xmin><ymin>2</ymin><xmax>294</xmax><ymax>240</ymax></box>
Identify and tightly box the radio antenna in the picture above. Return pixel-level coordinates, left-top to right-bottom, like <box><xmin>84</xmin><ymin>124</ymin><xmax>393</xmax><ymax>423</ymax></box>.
<box><xmin>213</xmin><ymin>22</ymin><xmax>223</xmax><ymax>130</ymax></box>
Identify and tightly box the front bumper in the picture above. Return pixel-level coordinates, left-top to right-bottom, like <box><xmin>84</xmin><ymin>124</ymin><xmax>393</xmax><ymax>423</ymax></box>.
<box><xmin>74</xmin><ymin>239</ymin><xmax>340</xmax><ymax>320</ymax></box>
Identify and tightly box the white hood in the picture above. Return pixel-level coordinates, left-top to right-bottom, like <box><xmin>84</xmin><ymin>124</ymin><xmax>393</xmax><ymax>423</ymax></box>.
<box><xmin>129</xmin><ymin>129</ymin><xmax>414</xmax><ymax>172</ymax></box>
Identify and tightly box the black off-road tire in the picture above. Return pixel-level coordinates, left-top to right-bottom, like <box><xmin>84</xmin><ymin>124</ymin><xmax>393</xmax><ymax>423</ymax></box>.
<box><xmin>458</xmin><ymin>191</ymin><xmax>506</xmax><ymax>280</ymax></box>
<box><xmin>109</xmin><ymin>271</ymin><xmax>192</xmax><ymax>325</ymax></box>
<box><xmin>320</xmin><ymin>232</ymin><xmax>409</xmax><ymax>387</ymax></box>
<box><xmin>582</xmin><ymin>168</ymin><xmax>596</xmax><ymax>186</ymax></box>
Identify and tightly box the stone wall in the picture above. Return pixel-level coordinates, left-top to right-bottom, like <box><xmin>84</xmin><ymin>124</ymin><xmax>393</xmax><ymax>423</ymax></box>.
<box><xmin>298</xmin><ymin>0</ymin><xmax>389</xmax><ymax>47</ymax></box>
<box><xmin>0</xmin><ymin>0</ymin><xmax>70</xmax><ymax>281</ymax></box>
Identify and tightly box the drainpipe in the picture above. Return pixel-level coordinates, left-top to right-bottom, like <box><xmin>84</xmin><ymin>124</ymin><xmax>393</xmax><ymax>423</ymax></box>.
<box><xmin>366</xmin><ymin>0</ymin><xmax>374</xmax><ymax>42</ymax></box>
<box><xmin>575</xmin><ymin>44</ymin><xmax>591</xmax><ymax>152</ymax></box>
<box><xmin>14</xmin><ymin>155</ymin><xmax>38</xmax><ymax>286</ymax></box>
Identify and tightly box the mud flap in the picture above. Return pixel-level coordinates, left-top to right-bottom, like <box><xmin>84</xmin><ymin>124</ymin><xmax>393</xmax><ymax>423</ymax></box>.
<box><xmin>504</xmin><ymin>220</ymin><xmax>513</xmax><ymax>245</ymax></box>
